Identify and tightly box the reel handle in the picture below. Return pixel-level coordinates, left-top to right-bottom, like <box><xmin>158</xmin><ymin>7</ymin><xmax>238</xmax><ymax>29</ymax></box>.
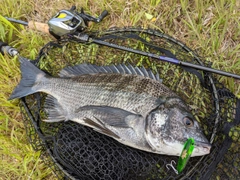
<box><xmin>78</xmin><ymin>8</ymin><xmax>108</xmax><ymax>24</ymax></box>
<box><xmin>97</xmin><ymin>10</ymin><xmax>108</xmax><ymax>22</ymax></box>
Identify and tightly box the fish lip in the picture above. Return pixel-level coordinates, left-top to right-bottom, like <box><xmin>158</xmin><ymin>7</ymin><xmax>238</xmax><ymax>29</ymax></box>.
<box><xmin>194</xmin><ymin>141</ymin><xmax>212</xmax><ymax>153</ymax></box>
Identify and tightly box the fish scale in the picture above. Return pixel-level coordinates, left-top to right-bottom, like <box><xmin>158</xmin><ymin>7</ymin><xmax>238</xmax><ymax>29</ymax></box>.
<box><xmin>46</xmin><ymin>75</ymin><xmax>160</xmax><ymax>114</ymax></box>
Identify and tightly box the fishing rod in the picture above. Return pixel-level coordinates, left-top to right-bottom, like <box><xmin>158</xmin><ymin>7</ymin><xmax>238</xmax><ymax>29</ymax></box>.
<box><xmin>73</xmin><ymin>33</ymin><xmax>240</xmax><ymax>79</ymax></box>
<box><xmin>3</xmin><ymin>6</ymin><xmax>240</xmax><ymax>79</ymax></box>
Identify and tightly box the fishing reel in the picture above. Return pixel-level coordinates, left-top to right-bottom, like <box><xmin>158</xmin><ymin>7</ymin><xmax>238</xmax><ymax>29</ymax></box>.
<box><xmin>48</xmin><ymin>6</ymin><xmax>108</xmax><ymax>37</ymax></box>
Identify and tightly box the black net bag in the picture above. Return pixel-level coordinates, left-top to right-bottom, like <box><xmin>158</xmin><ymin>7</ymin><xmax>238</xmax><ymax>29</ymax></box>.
<box><xmin>19</xmin><ymin>27</ymin><xmax>240</xmax><ymax>180</ymax></box>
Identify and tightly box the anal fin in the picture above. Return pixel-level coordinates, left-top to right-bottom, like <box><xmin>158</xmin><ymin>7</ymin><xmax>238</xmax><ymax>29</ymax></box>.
<box><xmin>43</xmin><ymin>95</ymin><xmax>66</xmax><ymax>122</ymax></box>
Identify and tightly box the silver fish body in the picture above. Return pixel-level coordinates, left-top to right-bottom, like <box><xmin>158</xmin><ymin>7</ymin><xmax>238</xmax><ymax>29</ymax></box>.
<box><xmin>9</xmin><ymin>58</ymin><xmax>211</xmax><ymax>156</ymax></box>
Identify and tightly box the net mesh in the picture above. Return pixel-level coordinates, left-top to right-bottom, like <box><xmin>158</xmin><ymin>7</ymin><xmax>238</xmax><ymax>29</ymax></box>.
<box><xmin>19</xmin><ymin>27</ymin><xmax>239</xmax><ymax>180</ymax></box>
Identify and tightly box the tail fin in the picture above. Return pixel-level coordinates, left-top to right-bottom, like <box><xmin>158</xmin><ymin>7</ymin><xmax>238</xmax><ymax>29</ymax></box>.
<box><xmin>9</xmin><ymin>57</ymin><xmax>47</xmax><ymax>100</ymax></box>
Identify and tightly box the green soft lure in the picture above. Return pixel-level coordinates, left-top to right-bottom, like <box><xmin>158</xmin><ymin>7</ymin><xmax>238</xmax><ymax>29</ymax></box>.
<box><xmin>177</xmin><ymin>138</ymin><xmax>195</xmax><ymax>173</ymax></box>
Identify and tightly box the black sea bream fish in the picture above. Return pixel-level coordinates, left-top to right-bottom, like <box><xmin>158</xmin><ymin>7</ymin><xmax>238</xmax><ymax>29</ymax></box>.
<box><xmin>9</xmin><ymin>58</ymin><xmax>211</xmax><ymax>156</ymax></box>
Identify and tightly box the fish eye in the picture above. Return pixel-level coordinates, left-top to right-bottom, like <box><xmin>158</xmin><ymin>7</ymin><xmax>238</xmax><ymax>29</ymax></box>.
<box><xmin>183</xmin><ymin>117</ymin><xmax>194</xmax><ymax>127</ymax></box>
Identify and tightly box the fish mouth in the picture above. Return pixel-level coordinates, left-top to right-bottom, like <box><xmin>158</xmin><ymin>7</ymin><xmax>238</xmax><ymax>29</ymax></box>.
<box><xmin>194</xmin><ymin>141</ymin><xmax>212</xmax><ymax>154</ymax></box>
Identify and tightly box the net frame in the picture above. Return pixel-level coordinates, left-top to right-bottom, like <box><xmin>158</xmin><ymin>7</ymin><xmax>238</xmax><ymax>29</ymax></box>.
<box><xmin>18</xmin><ymin>27</ymin><xmax>239</xmax><ymax>180</ymax></box>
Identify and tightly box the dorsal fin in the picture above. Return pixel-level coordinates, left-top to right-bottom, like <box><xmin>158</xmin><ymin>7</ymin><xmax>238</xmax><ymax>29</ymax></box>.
<box><xmin>59</xmin><ymin>63</ymin><xmax>162</xmax><ymax>82</ymax></box>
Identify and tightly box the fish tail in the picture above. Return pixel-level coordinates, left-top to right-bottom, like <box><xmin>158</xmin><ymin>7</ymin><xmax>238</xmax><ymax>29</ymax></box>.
<box><xmin>9</xmin><ymin>57</ymin><xmax>48</xmax><ymax>100</ymax></box>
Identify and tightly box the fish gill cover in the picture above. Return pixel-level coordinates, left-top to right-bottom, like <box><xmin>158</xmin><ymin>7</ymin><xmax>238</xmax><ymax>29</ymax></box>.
<box><xmin>20</xmin><ymin>27</ymin><xmax>239</xmax><ymax>180</ymax></box>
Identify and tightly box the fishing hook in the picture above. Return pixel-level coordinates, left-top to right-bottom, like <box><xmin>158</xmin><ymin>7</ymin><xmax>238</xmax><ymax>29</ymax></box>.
<box><xmin>166</xmin><ymin>160</ymin><xmax>179</xmax><ymax>175</ymax></box>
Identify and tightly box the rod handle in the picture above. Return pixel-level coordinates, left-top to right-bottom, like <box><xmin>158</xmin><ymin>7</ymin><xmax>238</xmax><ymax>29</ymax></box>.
<box><xmin>28</xmin><ymin>21</ymin><xmax>50</xmax><ymax>34</ymax></box>
<box><xmin>0</xmin><ymin>41</ymin><xmax>18</xmax><ymax>56</ymax></box>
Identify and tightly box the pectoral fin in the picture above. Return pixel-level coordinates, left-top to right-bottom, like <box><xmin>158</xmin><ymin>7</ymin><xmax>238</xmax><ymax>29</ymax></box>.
<box><xmin>76</xmin><ymin>105</ymin><xmax>143</xmax><ymax>128</ymax></box>
<box><xmin>83</xmin><ymin>117</ymin><xmax>120</xmax><ymax>139</ymax></box>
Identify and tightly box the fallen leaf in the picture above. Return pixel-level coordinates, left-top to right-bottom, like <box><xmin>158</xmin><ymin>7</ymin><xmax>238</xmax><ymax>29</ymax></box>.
<box><xmin>145</xmin><ymin>13</ymin><xmax>153</xmax><ymax>20</ymax></box>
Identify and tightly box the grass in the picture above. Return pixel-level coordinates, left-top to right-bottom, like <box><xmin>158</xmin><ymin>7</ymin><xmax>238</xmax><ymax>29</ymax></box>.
<box><xmin>0</xmin><ymin>0</ymin><xmax>239</xmax><ymax>179</ymax></box>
